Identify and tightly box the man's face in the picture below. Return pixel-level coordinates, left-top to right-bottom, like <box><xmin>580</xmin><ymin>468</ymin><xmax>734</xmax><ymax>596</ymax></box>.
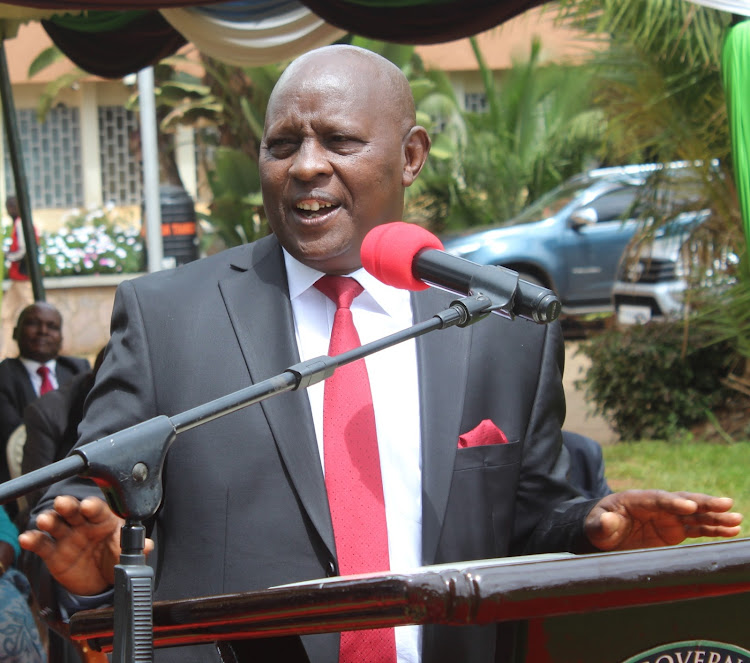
<box><xmin>16</xmin><ymin>306</ymin><xmax>62</xmax><ymax>363</ymax></box>
<box><xmin>260</xmin><ymin>61</ymin><xmax>409</xmax><ymax>275</ymax></box>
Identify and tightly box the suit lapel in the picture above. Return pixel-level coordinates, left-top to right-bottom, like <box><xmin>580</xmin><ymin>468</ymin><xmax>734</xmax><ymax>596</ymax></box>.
<box><xmin>55</xmin><ymin>361</ymin><xmax>73</xmax><ymax>386</ymax></box>
<box><xmin>12</xmin><ymin>358</ymin><xmax>35</xmax><ymax>404</ymax></box>
<box><xmin>218</xmin><ymin>237</ymin><xmax>335</xmax><ymax>557</ymax></box>
<box><xmin>413</xmin><ymin>289</ymin><xmax>471</xmax><ymax>565</ymax></box>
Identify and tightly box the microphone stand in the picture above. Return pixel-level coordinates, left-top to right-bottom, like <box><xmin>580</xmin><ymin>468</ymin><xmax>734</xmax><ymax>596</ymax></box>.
<box><xmin>0</xmin><ymin>291</ymin><xmax>515</xmax><ymax>663</ymax></box>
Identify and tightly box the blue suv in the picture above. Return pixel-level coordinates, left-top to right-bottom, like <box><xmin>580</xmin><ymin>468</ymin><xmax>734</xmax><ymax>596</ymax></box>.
<box><xmin>440</xmin><ymin>162</ymin><xmax>695</xmax><ymax>315</ymax></box>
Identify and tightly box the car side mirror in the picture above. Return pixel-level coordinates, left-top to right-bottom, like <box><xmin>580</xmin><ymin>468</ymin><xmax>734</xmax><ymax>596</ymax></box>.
<box><xmin>570</xmin><ymin>208</ymin><xmax>598</xmax><ymax>229</ymax></box>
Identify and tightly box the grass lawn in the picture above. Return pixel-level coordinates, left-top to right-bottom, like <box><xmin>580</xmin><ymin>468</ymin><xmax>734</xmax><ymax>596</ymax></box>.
<box><xmin>601</xmin><ymin>440</ymin><xmax>750</xmax><ymax>541</ymax></box>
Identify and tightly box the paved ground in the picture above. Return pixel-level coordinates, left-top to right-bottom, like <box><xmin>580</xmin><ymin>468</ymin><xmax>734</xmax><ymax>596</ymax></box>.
<box><xmin>562</xmin><ymin>341</ymin><xmax>619</xmax><ymax>446</ymax></box>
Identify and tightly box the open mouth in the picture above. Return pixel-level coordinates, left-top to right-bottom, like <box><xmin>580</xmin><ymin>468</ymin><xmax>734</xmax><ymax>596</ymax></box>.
<box><xmin>296</xmin><ymin>200</ymin><xmax>337</xmax><ymax>220</ymax></box>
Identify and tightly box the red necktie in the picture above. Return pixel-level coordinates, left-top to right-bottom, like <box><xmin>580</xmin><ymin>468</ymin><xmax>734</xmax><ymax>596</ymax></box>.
<box><xmin>37</xmin><ymin>365</ymin><xmax>54</xmax><ymax>395</ymax></box>
<box><xmin>314</xmin><ymin>275</ymin><xmax>396</xmax><ymax>663</ymax></box>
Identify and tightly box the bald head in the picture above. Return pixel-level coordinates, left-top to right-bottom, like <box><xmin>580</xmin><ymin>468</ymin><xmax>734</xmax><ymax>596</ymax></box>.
<box><xmin>267</xmin><ymin>45</ymin><xmax>417</xmax><ymax>138</ymax></box>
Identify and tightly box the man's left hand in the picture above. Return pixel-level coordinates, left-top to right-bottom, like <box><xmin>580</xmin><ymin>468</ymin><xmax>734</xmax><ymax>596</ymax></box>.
<box><xmin>585</xmin><ymin>490</ymin><xmax>743</xmax><ymax>551</ymax></box>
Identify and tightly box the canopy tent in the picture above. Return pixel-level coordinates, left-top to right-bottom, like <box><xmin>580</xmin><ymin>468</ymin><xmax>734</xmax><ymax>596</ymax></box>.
<box><xmin>0</xmin><ymin>0</ymin><xmax>747</xmax><ymax>298</ymax></box>
<box><xmin>0</xmin><ymin>0</ymin><xmax>555</xmax><ymax>80</ymax></box>
<box><xmin>5</xmin><ymin>0</ymin><xmax>545</xmax><ymax>63</ymax></box>
<box><xmin>2</xmin><ymin>0</ymin><xmax>747</xmax><ymax>70</ymax></box>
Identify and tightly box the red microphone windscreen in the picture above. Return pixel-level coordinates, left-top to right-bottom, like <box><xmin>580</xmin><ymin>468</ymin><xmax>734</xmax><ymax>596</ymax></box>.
<box><xmin>361</xmin><ymin>222</ymin><xmax>444</xmax><ymax>291</ymax></box>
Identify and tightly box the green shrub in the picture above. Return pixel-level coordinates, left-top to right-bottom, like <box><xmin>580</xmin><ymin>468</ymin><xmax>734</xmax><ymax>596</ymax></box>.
<box><xmin>575</xmin><ymin>320</ymin><xmax>734</xmax><ymax>441</ymax></box>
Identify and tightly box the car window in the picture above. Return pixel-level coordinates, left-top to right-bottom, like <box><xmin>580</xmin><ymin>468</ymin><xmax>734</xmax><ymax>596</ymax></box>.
<box><xmin>634</xmin><ymin>167</ymin><xmax>713</xmax><ymax>218</ymax></box>
<box><xmin>512</xmin><ymin>178</ymin><xmax>597</xmax><ymax>225</ymax></box>
<box><xmin>586</xmin><ymin>187</ymin><xmax>640</xmax><ymax>223</ymax></box>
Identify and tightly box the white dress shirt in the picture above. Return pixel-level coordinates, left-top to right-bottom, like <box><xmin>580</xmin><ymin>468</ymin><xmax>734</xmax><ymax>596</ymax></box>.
<box><xmin>20</xmin><ymin>357</ymin><xmax>58</xmax><ymax>396</ymax></box>
<box><xmin>284</xmin><ymin>250</ymin><xmax>423</xmax><ymax>663</ymax></box>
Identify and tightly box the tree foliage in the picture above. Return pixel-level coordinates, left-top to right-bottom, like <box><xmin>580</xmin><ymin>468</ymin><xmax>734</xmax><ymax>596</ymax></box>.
<box><xmin>560</xmin><ymin>0</ymin><xmax>743</xmax><ymax>262</ymax></box>
<box><xmin>412</xmin><ymin>34</ymin><xmax>609</xmax><ymax>233</ymax></box>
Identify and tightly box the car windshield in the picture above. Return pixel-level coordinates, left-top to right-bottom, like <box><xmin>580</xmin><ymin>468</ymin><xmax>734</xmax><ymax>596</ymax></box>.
<box><xmin>511</xmin><ymin>178</ymin><xmax>599</xmax><ymax>225</ymax></box>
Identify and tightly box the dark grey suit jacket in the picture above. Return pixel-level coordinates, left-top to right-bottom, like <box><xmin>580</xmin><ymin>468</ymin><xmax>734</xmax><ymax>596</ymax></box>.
<box><xmin>22</xmin><ymin>370</ymin><xmax>95</xmax><ymax>512</ymax></box>
<box><xmin>38</xmin><ymin>234</ymin><xmax>596</xmax><ymax>663</ymax></box>
<box><xmin>0</xmin><ymin>354</ymin><xmax>90</xmax><ymax>484</ymax></box>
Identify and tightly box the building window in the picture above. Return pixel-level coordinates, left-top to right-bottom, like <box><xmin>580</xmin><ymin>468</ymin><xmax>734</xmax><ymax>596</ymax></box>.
<box><xmin>4</xmin><ymin>107</ymin><xmax>83</xmax><ymax>208</ymax></box>
<box><xmin>464</xmin><ymin>92</ymin><xmax>488</xmax><ymax>113</ymax></box>
<box><xmin>99</xmin><ymin>106</ymin><xmax>141</xmax><ymax>206</ymax></box>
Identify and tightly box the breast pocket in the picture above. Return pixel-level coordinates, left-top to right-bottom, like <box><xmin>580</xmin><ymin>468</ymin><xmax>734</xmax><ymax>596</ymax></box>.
<box><xmin>454</xmin><ymin>438</ymin><xmax>522</xmax><ymax>471</ymax></box>
<box><xmin>438</xmin><ymin>440</ymin><xmax>523</xmax><ymax>561</ymax></box>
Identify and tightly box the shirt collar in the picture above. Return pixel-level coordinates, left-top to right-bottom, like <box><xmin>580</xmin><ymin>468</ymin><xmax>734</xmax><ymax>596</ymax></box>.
<box><xmin>282</xmin><ymin>249</ymin><xmax>411</xmax><ymax>318</ymax></box>
<box><xmin>20</xmin><ymin>356</ymin><xmax>57</xmax><ymax>374</ymax></box>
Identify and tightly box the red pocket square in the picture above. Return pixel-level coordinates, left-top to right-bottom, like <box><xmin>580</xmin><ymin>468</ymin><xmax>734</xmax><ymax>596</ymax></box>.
<box><xmin>458</xmin><ymin>419</ymin><xmax>509</xmax><ymax>448</ymax></box>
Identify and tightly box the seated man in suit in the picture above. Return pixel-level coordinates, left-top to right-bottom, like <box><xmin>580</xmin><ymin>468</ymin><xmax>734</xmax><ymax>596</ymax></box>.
<box><xmin>562</xmin><ymin>431</ymin><xmax>613</xmax><ymax>500</ymax></box>
<box><xmin>0</xmin><ymin>302</ymin><xmax>90</xmax><ymax>489</ymax></box>
<box><xmin>20</xmin><ymin>46</ymin><xmax>742</xmax><ymax>663</ymax></box>
<box><xmin>21</xmin><ymin>348</ymin><xmax>105</xmax><ymax>516</ymax></box>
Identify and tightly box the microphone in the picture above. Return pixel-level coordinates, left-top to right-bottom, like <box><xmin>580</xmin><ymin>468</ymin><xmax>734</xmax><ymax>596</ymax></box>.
<box><xmin>361</xmin><ymin>222</ymin><xmax>561</xmax><ymax>324</ymax></box>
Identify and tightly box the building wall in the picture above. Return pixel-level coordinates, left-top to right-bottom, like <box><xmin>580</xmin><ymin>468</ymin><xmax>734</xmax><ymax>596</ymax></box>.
<box><xmin>0</xmin><ymin>22</ymin><xmax>200</xmax><ymax>232</ymax></box>
<box><xmin>416</xmin><ymin>6</ymin><xmax>594</xmax><ymax>72</ymax></box>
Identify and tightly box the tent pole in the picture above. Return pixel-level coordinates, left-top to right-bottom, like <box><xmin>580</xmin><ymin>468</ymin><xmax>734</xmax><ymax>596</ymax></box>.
<box><xmin>138</xmin><ymin>66</ymin><xmax>164</xmax><ymax>273</ymax></box>
<box><xmin>0</xmin><ymin>37</ymin><xmax>44</xmax><ymax>302</ymax></box>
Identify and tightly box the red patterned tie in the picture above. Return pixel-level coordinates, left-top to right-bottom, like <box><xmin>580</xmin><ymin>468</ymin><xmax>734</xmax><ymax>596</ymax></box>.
<box><xmin>314</xmin><ymin>275</ymin><xmax>396</xmax><ymax>663</ymax></box>
<box><xmin>37</xmin><ymin>365</ymin><xmax>54</xmax><ymax>395</ymax></box>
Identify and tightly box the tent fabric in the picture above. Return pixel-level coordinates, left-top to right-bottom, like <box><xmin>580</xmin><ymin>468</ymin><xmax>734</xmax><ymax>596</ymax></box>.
<box><xmin>319</xmin><ymin>0</ymin><xmax>451</xmax><ymax>5</ymax></box>
<box><xmin>189</xmin><ymin>0</ymin><xmax>306</xmax><ymax>19</ymax></box>
<box><xmin>45</xmin><ymin>8</ymin><xmax>150</xmax><ymax>32</ymax></box>
<box><xmin>4</xmin><ymin>0</ymin><xmax>225</xmax><ymax>9</ymax></box>
<box><xmin>685</xmin><ymin>0</ymin><xmax>750</xmax><ymax>16</ymax></box>
<box><xmin>159</xmin><ymin>1</ymin><xmax>346</xmax><ymax>66</ymax></box>
<box><xmin>42</xmin><ymin>10</ymin><xmax>186</xmax><ymax>78</ymax></box>
<box><xmin>2</xmin><ymin>0</ymin><xmax>749</xmax><ymax>45</ymax></box>
<box><xmin>1</xmin><ymin>0</ymin><xmax>549</xmax><ymax>45</ymax></box>
<box><xmin>297</xmin><ymin>0</ymin><xmax>547</xmax><ymax>43</ymax></box>
<box><xmin>0</xmin><ymin>4</ymin><xmax>54</xmax><ymax>20</ymax></box>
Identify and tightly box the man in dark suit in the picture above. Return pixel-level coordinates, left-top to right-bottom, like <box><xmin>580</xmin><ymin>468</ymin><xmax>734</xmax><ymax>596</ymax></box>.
<box><xmin>0</xmin><ymin>302</ymin><xmax>90</xmax><ymax>487</ymax></box>
<box><xmin>21</xmin><ymin>46</ymin><xmax>742</xmax><ymax>663</ymax></box>
<box><xmin>20</xmin><ymin>348</ymin><xmax>105</xmax><ymax>517</ymax></box>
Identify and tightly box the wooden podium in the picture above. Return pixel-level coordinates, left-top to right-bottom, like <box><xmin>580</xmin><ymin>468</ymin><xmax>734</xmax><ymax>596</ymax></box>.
<box><xmin>67</xmin><ymin>537</ymin><xmax>750</xmax><ymax>662</ymax></box>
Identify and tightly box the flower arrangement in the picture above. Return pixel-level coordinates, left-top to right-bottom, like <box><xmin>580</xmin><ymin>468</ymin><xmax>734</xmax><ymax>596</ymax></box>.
<box><xmin>3</xmin><ymin>205</ymin><xmax>144</xmax><ymax>278</ymax></box>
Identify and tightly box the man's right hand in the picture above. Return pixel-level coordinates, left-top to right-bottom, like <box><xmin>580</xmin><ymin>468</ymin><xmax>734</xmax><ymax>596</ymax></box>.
<box><xmin>19</xmin><ymin>495</ymin><xmax>153</xmax><ymax>596</ymax></box>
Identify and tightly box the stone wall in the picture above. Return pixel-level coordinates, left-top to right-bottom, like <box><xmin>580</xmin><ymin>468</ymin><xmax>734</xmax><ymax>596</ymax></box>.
<box><xmin>1</xmin><ymin>274</ymin><xmax>142</xmax><ymax>362</ymax></box>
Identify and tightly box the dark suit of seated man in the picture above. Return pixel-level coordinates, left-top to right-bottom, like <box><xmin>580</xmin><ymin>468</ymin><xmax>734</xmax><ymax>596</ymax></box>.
<box><xmin>562</xmin><ymin>431</ymin><xmax>613</xmax><ymax>500</ymax></box>
<box><xmin>0</xmin><ymin>302</ymin><xmax>90</xmax><ymax>490</ymax></box>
